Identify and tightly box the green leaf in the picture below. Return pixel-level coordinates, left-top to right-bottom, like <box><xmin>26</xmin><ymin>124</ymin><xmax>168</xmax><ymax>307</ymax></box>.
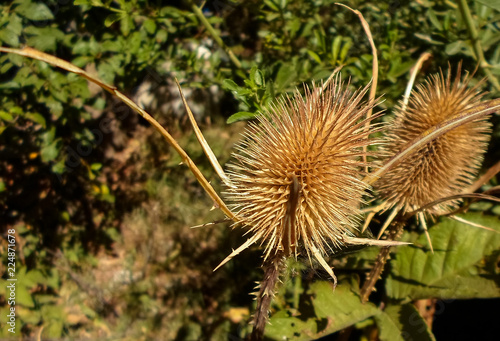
<box><xmin>387</xmin><ymin>213</ymin><xmax>500</xmax><ymax>300</ymax></box>
<box><xmin>41</xmin><ymin>139</ymin><xmax>61</xmax><ymax>162</ymax></box>
<box><xmin>143</xmin><ymin>18</ymin><xmax>157</xmax><ymax>34</ymax></box>
<box><xmin>310</xmin><ymin>280</ymin><xmax>379</xmax><ymax>333</ymax></box>
<box><xmin>475</xmin><ymin>0</ymin><xmax>500</xmax><ymax>11</ymax></box>
<box><xmin>222</xmin><ymin>79</ymin><xmax>240</xmax><ymax>92</ymax></box>
<box><xmin>375</xmin><ymin>304</ymin><xmax>435</xmax><ymax>341</ymax></box>
<box><xmin>331</xmin><ymin>35</ymin><xmax>343</xmax><ymax>64</ymax></box>
<box><xmin>339</xmin><ymin>38</ymin><xmax>352</xmax><ymax>63</ymax></box>
<box><xmin>105</xmin><ymin>13</ymin><xmax>122</xmax><ymax>27</ymax></box>
<box><xmin>120</xmin><ymin>14</ymin><xmax>134</xmax><ymax>36</ymax></box>
<box><xmin>16</xmin><ymin>2</ymin><xmax>54</xmax><ymax>21</ymax></box>
<box><xmin>266</xmin><ymin>279</ymin><xmax>379</xmax><ymax>340</ymax></box>
<box><xmin>445</xmin><ymin>41</ymin><xmax>473</xmax><ymax>56</ymax></box>
<box><xmin>0</xmin><ymin>29</ymin><xmax>20</xmax><ymax>47</ymax></box>
<box><xmin>265</xmin><ymin>310</ymin><xmax>318</xmax><ymax>341</ymax></box>
<box><xmin>0</xmin><ymin>110</ymin><xmax>14</xmax><ymax>121</ymax></box>
<box><xmin>25</xmin><ymin>113</ymin><xmax>46</xmax><ymax>128</ymax></box>
<box><xmin>306</xmin><ymin>50</ymin><xmax>322</xmax><ymax>64</ymax></box>
<box><xmin>250</xmin><ymin>67</ymin><xmax>264</xmax><ymax>87</ymax></box>
<box><xmin>227</xmin><ymin>111</ymin><xmax>257</xmax><ymax>124</ymax></box>
<box><xmin>426</xmin><ymin>9</ymin><xmax>443</xmax><ymax>31</ymax></box>
<box><xmin>24</xmin><ymin>27</ymin><xmax>64</xmax><ymax>51</ymax></box>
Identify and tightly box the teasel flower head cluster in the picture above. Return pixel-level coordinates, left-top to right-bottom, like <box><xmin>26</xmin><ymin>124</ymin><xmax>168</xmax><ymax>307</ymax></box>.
<box><xmin>220</xmin><ymin>76</ymin><xmax>388</xmax><ymax>281</ymax></box>
<box><xmin>376</xmin><ymin>66</ymin><xmax>492</xmax><ymax>218</ymax></box>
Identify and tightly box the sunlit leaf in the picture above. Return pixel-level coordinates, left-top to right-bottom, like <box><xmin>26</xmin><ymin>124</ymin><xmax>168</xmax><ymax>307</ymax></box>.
<box><xmin>375</xmin><ymin>304</ymin><xmax>435</xmax><ymax>341</ymax></box>
<box><xmin>387</xmin><ymin>213</ymin><xmax>500</xmax><ymax>300</ymax></box>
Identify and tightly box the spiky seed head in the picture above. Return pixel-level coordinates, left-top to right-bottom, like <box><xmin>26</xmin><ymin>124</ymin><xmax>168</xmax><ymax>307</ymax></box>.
<box><xmin>376</xmin><ymin>66</ymin><xmax>492</xmax><ymax>215</ymax></box>
<box><xmin>224</xmin><ymin>77</ymin><xmax>380</xmax><ymax>265</ymax></box>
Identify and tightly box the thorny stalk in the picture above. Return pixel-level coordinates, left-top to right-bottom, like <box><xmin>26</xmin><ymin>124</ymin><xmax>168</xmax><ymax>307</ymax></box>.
<box><xmin>250</xmin><ymin>253</ymin><xmax>286</xmax><ymax>341</ymax></box>
<box><xmin>360</xmin><ymin>220</ymin><xmax>406</xmax><ymax>303</ymax></box>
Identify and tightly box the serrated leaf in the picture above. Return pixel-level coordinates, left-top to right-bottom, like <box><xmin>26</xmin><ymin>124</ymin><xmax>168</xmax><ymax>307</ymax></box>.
<box><xmin>310</xmin><ymin>280</ymin><xmax>379</xmax><ymax>333</ymax></box>
<box><xmin>227</xmin><ymin>111</ymin><xmax>257</xmax><ymax>123</ymax></box>
<box><xmin>387</xmin><ymin>213</ymin><xmax>500</xmax><ymax>300</ymax></box>
<box><xmin>16</xmin><ymin>2</ymin><xmax>54</xmax><ymax>21</ymax></box>
<box><xmin>266</xmin><ymin>280</ymin><xmax>379</xmax><ymax>340</ymax></box>
<box><xmin>265</xmin><ymin>310</ymin><xmax>319</xmax><ymax>341</ymax></box>
<box><xmin>375</xmin><ymin>304</ymin><xmax>435</xmax><ymax>341</ymax></box>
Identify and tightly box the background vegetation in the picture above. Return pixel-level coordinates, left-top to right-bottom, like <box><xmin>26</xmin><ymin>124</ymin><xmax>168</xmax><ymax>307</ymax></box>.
<box><xmin>0</xmin><ymin>0</ymin><xmax>499</xmax><ymax>340</ymax></box>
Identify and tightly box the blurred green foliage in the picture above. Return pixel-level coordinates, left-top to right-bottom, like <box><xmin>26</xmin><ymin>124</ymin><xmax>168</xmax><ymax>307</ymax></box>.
<box><xmin>0</xmin><ymin>0</ymin><xmax>499</xmax><ymax>340</ymax></box>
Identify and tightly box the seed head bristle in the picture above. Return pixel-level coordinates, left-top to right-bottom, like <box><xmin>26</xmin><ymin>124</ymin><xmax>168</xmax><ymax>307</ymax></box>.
<box><xmin>224</xmin><ymin>77</ymin><xmax>381</xmax><ymax>268</ymax></box>
<box><xmin>377</xmin><ymin>65</ymin><xmax>492</xmax><ymax>216</ymax></box>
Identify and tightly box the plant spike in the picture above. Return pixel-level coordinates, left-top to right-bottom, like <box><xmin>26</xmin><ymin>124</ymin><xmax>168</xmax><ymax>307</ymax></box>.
<box><xmin>175</xmin><ymin>78</ymin><xmax>234</xmax><ymax>188</ymax></box>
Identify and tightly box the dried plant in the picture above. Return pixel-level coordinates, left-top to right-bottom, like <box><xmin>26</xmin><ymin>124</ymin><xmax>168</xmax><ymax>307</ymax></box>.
<box><xmin>379</xmin><ymin>66</ymin><xmax>490</xmax><ymax>215</ymax></box>
<box><xmin>373</xmin><ymin>66</ymin><xmax>492</xmax><ymax>249</ymax></box>
<box><xmin>360</xmin><ymin>62</ymin><xmax>500</xmax><ymax>304</ymax></box>
<box><xmin>2</xmin><ymin>40</ymin><xmax>500</xmax><ymax>339</ymax></box>
<box><xmin>219</xmin><ymin>78</ymin><xmax>386</xmax><ymax>280</ymax></box>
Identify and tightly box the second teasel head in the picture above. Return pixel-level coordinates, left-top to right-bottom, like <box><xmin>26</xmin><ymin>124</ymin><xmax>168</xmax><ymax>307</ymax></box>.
<box><xmin>376</xmin><ymin>66</ymin><xmax>492</xmax><ymax>217</ymax></box>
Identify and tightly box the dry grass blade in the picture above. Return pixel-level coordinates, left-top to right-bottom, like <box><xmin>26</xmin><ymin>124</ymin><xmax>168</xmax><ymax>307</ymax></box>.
<box><xmin>336</xmin><ymin>3</ymin><xmax>378</xmax><ymax>172</ymax></box>
<box><xmin>449</xmin><ymin>215</ymin><xmax>499</xmax><ymax>233</ymax></box>
<box><xmin>175</xmin><ymin>78</ymin><xmax>234</xmax><ymax>187</ymax></box>
<box><xmin>402</xmin><ymin>52</ymin><xmax>432</xmax><ymax>111</ymax></box>
<box><xmin>0</xmin><ymin>46</ymin><xmax>236</xmax><ymax>220</ymax></box>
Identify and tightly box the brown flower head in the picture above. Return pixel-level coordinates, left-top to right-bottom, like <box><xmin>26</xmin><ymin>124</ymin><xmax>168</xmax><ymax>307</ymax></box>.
<box><xmin>376</xmin><ymin>66</ymin><xmax>491</xmax><ymax>216</ymax></box>
<box><xmin>221</xmin><ymin>77</ymin><xmax>382</xmax><ymax>277</ymax></box>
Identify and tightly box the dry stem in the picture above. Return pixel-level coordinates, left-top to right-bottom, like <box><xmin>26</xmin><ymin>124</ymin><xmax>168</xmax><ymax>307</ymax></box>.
<box><xmin>250</xmin><ymin>253</ymin><xmax>285</xmax><ymax>341</ymax></box>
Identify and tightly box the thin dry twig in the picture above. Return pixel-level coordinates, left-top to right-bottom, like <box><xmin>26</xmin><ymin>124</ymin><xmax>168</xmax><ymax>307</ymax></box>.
<box><xmin>402</xmin><ymin>52</ymin><xmax>432</xmax><ymax>111</ymax></box>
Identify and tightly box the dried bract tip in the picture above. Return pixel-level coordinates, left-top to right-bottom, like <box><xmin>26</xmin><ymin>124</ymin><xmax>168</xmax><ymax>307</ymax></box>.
<box><xmin>223</xmin><ymin>77</ymin><xmax>381</xmax><ymax>274</ymax></box>
<box><xmin>377</xmin><ymin>65</ymin><xmax>492</xmax><ymax>216</ymax></box>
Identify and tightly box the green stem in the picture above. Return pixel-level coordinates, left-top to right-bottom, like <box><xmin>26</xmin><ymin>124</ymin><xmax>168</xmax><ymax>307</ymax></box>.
<box><xmin>457</xmin><ymin>0</ymin><xmax>500</xmax><ymax>91</ymax></box>
<box><xmin>190</xmin><ymin>1</ymin><xmax>243</xmax><ymax>70</ymax></box>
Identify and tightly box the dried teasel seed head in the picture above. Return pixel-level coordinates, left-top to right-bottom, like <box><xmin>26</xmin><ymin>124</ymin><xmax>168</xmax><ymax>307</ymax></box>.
<box><xmin>376</xmin><ymin>65</ymin><xmax>492</xmax><ymax>216</ymax></box>
<box><xmin>222</xmin><ymin>77</ymin><xmax>382</xmax><ymax>272</ymax></box>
